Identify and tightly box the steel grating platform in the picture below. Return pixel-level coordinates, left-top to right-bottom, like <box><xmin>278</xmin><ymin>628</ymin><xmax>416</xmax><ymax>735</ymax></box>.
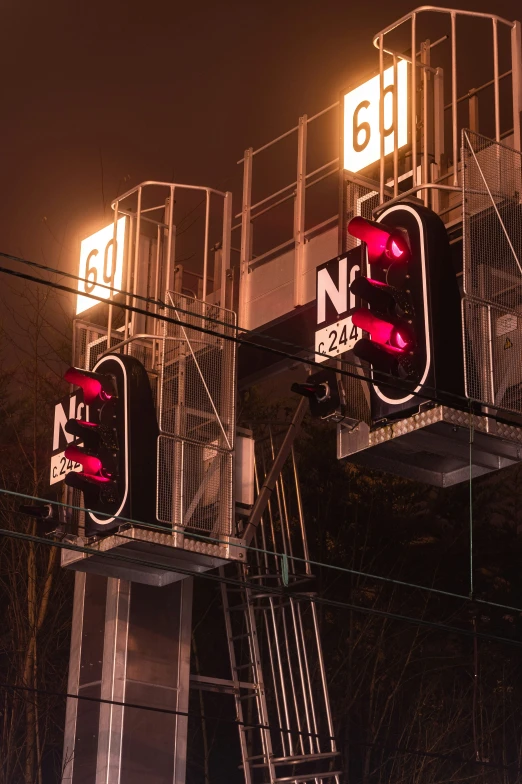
<box><xmin>338</xmin><ymin>405</ymin><xmax>522</xmax><ymax>487</ymax></box>
<box><xmin>61</xmin><ymin>526</ymin><xmax>245</xmax><ymax>586</ymax></box>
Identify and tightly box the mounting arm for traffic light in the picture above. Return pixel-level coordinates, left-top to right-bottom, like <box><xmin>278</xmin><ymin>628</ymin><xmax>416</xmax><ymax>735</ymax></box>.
<box><xmin>63</xmin><ymin>354</ymin><xmax>158</xmax><ymax>537</ymax></box>
<box><xmin>291</xmin><ymin>368</ymin><xmax>346</xmax><ymax>421</ymax></box>
<box><xmin>347</xmin><ymin>204</ymin><xmax>463</xmax><ymax>422</ymax></box>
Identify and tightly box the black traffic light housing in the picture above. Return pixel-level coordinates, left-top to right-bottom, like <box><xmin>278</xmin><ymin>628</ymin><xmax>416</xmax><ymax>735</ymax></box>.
<box><xmin>292</xmin><ymin>367</ymin><xmax>345</xmax><ymax>421</ymax></box>
<box><xmin>348</xmin><ymin>204</ymin><xmax>464</xmax><ymax>422</ymax></box>
<box><xmin>64</xmin><ymin>354</ymin><xmax>158</xmax><ymax>536</ymax></box>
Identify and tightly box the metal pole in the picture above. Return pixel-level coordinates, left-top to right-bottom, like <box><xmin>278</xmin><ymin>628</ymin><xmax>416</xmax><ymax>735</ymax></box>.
<box><xmin>106</xmin><ymin>206</ymin><xmax>118</xmax><ymax>348</ymax></box>
<box><xmin>493</xmin><ymin>19</ymin><xmax>500</xmax><ymax>142</ymax></box>
<box><xmin>294</xmin><ymin>115</ymin><xmax>307</xmax><ymax>307</ymax></box>
<box><xmin>411</xmin><ymin>14</ymin><xmax>417</xmax><ymax>188</ymax></box>
<box><xmin>422</xmin><ymin>40</ymin><xmax>430</xmax><ymax>207</ymax></box>
<box><xmin>310</xmin><ymin>600</ymin><xmax>338</xmax><ymax>756</ymax></box>
<box><xmin>511</xmin><ymin>21</ymin><xmax>522</xmax><ymax>153</ymax></box>
<box><xmin>221</xmin><ymin>192</ymin><xmax>232</xmax><ymax>304</ymax></box>
<box><xmin>242</xmin><ymin>398</ymin><xmax>307</xmax><ymax>545</ymax></box>
<box><xmin>432</xmin><ymin>67</ymin><xmax>444</xmax><ymax>215</ymax></box>
<box><xmin>153</xmin><ymin>223</ymin><xmax>161</xmax><ymax>324</ymax></box>
<box><xmin>164</xmin><ymin>187</ymin><xmax>175</xmax><ymax>301</ymax></box>
<box><xmin>130</xmin><ymin>186</ymin><xmax>142</xmax><ymax>337</ymax></box>
<box><xmin>291</xmin><ymin>446</ymin><xmax>312</xmax><ymax>575</ymax></box>
<box><xmin>379</xmin><ymin>35</ymin><xmax>385</xmax><ymax>203</ymax></box>
<box><xmin>451</xmin><ymin>12</ymin><xmax>458</xmax><ymax>186</ymax></box>
<box><xmin>239</xmin><ymin>148</ymin><xmax>253</xmax><ymax>326</ymax></box>
<box><xmin>202</xmin><ymin>189</ymin><xmax>210</xmax><ymax>301</ymax></box>
<box><xmin>469</xmin><ymin>91</ymin><xmax>479</xmax><ymax>133</ymax></box>
<box><xmin>393</xmin><ymin>54</ymin><xmax>399</xmax><ymax>197</ymax></box>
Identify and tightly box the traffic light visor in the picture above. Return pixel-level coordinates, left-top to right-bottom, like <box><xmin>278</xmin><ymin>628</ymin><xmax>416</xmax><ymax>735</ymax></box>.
<box><xmin>65</xmin><ymin>367</ymin><xmax>115</xmax><ymax>404</ymax></box>
<box><xmin>348</xmin><ymin>216</ymin><xmax>410</xmax><ymax>264</ymax></box>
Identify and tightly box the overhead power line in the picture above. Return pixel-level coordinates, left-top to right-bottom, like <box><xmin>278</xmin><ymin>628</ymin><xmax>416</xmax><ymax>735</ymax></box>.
<box><xmin>3</xmin><ymin>486</ymin><xmax>522</xmax><ymax>618</ymax></box>
<box><xmin>0</xmin><ymin>508</ymin><xmax>521</xmax><ymax>650</ymax></box>
<box><xmin>1</xmin><ymin>682</ymin><xmax>520</xmax><ymax>774</ymax></box>
<box><xmin>0</xmin><ymin>681</ymin><xmax>332</xmax><ymax>742</ymax></box>
<box><xmin>0</xmin><ymin>249</ymin><xmax>483</xmax><ymax>411</ymax></box>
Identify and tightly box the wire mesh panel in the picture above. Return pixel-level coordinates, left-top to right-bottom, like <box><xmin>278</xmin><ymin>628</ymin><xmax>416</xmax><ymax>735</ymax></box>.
<box><xmin>462</xmin><ymin>130</ymin><xmax>522</xmax><ymax>413</ymax></box>
<box><xmin>157</xmin><ymin>435</ymin><xmax>233</xmax><ymax>536</ymax></box>
<box><xmin>159</xmin><ymin>291</ymin><xmax>236</xmax><ymax>449</ymax></box>
<box><xmin>157</xmin><ymin>292</ymin><xmax>236</xmax><ymax>536</ymax></box>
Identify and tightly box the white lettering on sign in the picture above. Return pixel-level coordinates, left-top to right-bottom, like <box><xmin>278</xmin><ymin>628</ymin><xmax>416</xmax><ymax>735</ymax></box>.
<box><xmin>50</xmin><ymin>450</ymin><xmax>82</xmax><ymax>486</ymax></box>
<box><xmin>317</xmin><ymin>260</ymin><xmax>348</xmax><ymax>324</ymax></box>
<box><xmin>315</xmin><ymin>316</ymin><xmax>359</xmax><ymax>363</ymax></box>
<box><xmin>53</xmin><ymin>396</ymin><xmax>85</xmax><ymax>451</ymax></box>
<box><xmin>316</xmin><ymin>260</ymin><xmax>361</xmax><ymax>325</ymax></box>
<box><xmin>50</xmin><ymin>392</ymin><xmax>88</xmax><ymax>485</ymax></box>
<box><xmin>343</xmin><ymin>59</ymin><xmax>408</xmax><ymax>173</ymax></box>
<box><xmin>349</xmin><ymin>262</ymin><xmax>360</xmax><ymax>311</ymax></box>
<box><xmin>77</xmin><ymin>217</ymin><xmax>127</xmax><ymax>315</ymax></box>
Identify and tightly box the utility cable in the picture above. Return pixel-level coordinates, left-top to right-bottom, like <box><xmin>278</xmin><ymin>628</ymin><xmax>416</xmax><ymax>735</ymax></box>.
<box><xmin>0</xmin><ymin>515</ymin><xmax>521</xmax><ymax>649</ymax></box>
<box><xmin>3</xmin><ymin>681</ymin><xmax>520</xmax><ymax>774</ymax></box>
<box><xmin>3</xmin><ymin>486</ymin><xmax>522</xmax><ymax>618</ymax></box>
<box><xmin>0</xmin><ymin>681</ymin><xmax>333</xmax><ymax>742</ymax></box>
<box><xmin>0</xmin><ymin>249</ymin><xmax>492</xmax><ymax>412</ymax></box>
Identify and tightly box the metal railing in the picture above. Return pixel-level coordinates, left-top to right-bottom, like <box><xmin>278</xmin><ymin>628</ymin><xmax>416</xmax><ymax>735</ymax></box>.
<box><xmin>373</xmin><ymin>7</ymin><xmax>521</xmax><ymax>203</ymax></box>
<box><xmin>107</xmin><ymin>180</ymin><xmax>232</xmax><ymax>344</ymax></box>
<box><xmin>236</xmin><ymin>105</ymin><xmax>340</xmax><ymax>323</ymax></box>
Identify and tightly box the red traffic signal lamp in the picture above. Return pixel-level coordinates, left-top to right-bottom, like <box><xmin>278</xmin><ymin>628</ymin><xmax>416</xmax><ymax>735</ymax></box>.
<box><xmin>292</xmin><ymin>368</ymin><xmax>345</xmax><ymax>421</ymax></box>
<box><xmin>347</xmin><ymin>204</ymin><xmax>463</xmax><ymax>422</ymax></box>
<box><xmin>348</xmin><ymin>216</ymin><xmax>411</xmax><ymax>265</ymax></box>
<box><xmin>63</xmin><ymin>354</ymin><xmax>158</xmax><ymax>537</ymax></box>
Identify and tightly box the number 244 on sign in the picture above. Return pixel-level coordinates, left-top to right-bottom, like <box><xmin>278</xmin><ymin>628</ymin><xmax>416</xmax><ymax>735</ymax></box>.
<box><xmin>314</xmin><ymin>315</ymin><xmax>359</xmax><ymax>364</ymax></box>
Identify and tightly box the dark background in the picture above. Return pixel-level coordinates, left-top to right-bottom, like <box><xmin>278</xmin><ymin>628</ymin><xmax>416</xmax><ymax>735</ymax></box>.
<box><xmin>1</xmin><ymin>0</ymin><xmax>520</xmax><ymax>286</ymax></box>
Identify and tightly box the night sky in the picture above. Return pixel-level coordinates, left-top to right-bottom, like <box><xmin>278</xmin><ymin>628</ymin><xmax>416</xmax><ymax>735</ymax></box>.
<box><xmin>1</xmin><ymin>0</ymin><xmax>521</xmax><ymax>281</ymax></box>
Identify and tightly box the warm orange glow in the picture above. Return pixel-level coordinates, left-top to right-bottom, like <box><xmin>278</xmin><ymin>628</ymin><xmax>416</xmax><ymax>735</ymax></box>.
<box><xmin>76</xmin><ymin>217</ymin><xmax>126</xmax><ymax>315</ymax></box>
<box><xmin>343</xmin><ymin>59</ymin><xmax>408</xmax><ymax>173</ymax></box>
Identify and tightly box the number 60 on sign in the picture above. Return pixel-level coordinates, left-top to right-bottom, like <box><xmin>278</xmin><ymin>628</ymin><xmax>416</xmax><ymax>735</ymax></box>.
<box><xmin>315</xmin><ymin>315</ymin><xmax>359</xmax><ymax>363</ymax></box>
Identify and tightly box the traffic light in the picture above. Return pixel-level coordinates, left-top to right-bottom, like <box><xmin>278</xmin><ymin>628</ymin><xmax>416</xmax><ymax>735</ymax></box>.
<box><xmin>291</xmin><ymin>367</ymin><xmax>346</xmax><ymax>421</ymax></box>
<box><xmin>347</xmin><ymin>204</ymin><xmax>463</xmax><ymax>422</ymax></box>
<box><xmin>63</xmin><ymin>354</ymin><xmax>158</xmax><ymax>536</ymax></box>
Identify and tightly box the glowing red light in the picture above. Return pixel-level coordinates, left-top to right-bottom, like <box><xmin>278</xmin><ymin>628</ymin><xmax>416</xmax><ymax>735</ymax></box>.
<box><xmin>352</xmin><ymin>309</ymin><xmax>393</xmax><ymax>345</ymax></box>
<box><xmin>348</xmin><ymin>217</ymin><xmax>391</xmax><ymax>265</ymax></box>
<box><xmin>394</xmin><ymin>331</ymin><xmax>408</xmax><ymax>349</ymax></box>
<box><xmin>390</xmin><ymin>325</ymin><xmax>414</xmax><ymax>352</ymax></box>
<box><xmin>385</xmin><ymin>233</ymin><xmax>410</xmax><ymax>262</ymax></box>
<box><xmin>348</xmin><ymin>218</ymin><xmax>411</xmax><ymax>265</ymax></box>
<box><xmin>64</xmin><ymin>444</ymin><xmax>109</xmax><ymax>479</ymax></box>
<box><xmin>64</xmin><ymin>368</ymin><xmax>113</xmax><ymax>405</ymax></box>
<box><xmin>390</xmin><ymin>240</ymin><xmax>403</xmax><ymax>258</ymax></box>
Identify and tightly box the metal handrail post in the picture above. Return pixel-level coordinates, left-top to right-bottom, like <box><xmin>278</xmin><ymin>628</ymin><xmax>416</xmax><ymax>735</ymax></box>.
<box><xmin>294</xmin><ymin>115</ymin><xmax>307</xmax><ymax>306</ymax></box>
<box><xmin>493</xmin><ymin>18</ymin><xmax>501</xmax><ymax>142</ymax></box>
<box><xmin>202</xmin><ymin>190</ymin><xmax>210</xmax><ymax>301</ymax></box>
<box><xmin>511</xmin><ymin>21</ymin><xmax>522</xmax><ymax>154</ymax></box>
<box><xmin>412</xmin><ymin>14</ymin><xmax>417</xmax><ymax>188</ymax></box>
<box><xmin>422</xmin><ymin>40</ymin><xmax>430</xmax><ymax>206</ymax></box>
<box><xmin>393</xmin><ymin>54</ymin><xmax>399</xmax><ymax>197</ymax></box>
<box><xmin>221</xmin><ymin>191</ymin><xmax>232</xmax><ymax>301</ymax></box>
<box><xmin>106</xmin><ymin>203</ymin><xmax>119</xmax><ymax>346</ymax></box>
<box><xmin>239</xmin><ymin>148</ymin><xmax>253</xmax><ymax>326</ymax></box>
<box><xmin>379</xmin><ymin>35</ymin><xmax>385</xmax><ymax>203</ymax></box>
<box><xmin>451</xmin><ymin>12</ymin><xmax>458</xmax><ymax>186</ymax></box>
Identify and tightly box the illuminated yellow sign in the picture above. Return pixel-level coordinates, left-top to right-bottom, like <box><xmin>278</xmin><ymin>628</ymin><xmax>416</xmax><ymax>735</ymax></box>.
<box><xmin>343</xmin><ymin>59</ymin><xmax>408</xmax><ymax>173</ymax></box>
<box><xmin>76</xmin><ymin>218</ymin><xmax>126</xmax><ymax>315</ymax></box>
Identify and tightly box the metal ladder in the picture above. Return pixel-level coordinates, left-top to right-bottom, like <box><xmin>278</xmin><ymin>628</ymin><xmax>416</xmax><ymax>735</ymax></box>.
<box><xmin>220</xmin><ymin>562</ymin><xmax>277</xmax><ymax>784</ymax></box>
<box><xmin>221</xmin><ymin>431</ymin><xmax>342</xmax><ymax>784</ymax></box>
